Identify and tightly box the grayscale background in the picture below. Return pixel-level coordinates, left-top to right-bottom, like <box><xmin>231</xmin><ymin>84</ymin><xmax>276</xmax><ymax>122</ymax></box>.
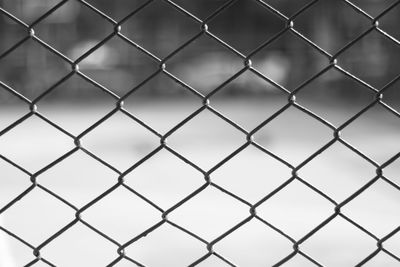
<box><xmin>1</xmin><ymin>0</ymin><xmax>400</xmax><ymax>266</ymax></box>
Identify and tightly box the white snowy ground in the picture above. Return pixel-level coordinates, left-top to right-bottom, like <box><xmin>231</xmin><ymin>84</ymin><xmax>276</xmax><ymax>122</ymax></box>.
<box><xmin>0</xmin><ymin>97</ymin><xmax>400</xmax><ymax>266</ymax></box>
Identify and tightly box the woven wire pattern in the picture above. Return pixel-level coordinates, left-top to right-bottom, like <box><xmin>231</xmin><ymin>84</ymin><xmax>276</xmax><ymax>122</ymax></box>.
<box><xmin>1</xmin><ymin>0</ymin><xmax>400</xmax><ymax>266</ymax></box>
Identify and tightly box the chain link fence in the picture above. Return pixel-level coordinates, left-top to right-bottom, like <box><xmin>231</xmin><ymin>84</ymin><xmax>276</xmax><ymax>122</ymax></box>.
<box><xmin>1</xmin><ymin>0</ymin><xmax>400</xmax><ymax>266</ymax></box>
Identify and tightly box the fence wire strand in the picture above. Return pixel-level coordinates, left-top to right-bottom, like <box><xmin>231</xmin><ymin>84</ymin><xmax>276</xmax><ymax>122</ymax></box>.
<box><xmin>1</xmin><ymin>0</ymin><xmax>400</xmax><ymax>266</ymax></box>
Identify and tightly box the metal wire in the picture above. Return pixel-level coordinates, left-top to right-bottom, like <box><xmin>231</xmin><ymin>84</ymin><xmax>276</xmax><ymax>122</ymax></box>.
<box><xmin>1</xmin><ymin>0</ymin><xmax>400</xmax><ymax>266</ymax></box>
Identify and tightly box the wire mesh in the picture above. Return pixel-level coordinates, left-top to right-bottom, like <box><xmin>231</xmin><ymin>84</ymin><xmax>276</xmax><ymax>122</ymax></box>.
<box><xmin>1</xmin><ymin>0</ymin><xmax>400</xmax><ymax>266</ymax></box>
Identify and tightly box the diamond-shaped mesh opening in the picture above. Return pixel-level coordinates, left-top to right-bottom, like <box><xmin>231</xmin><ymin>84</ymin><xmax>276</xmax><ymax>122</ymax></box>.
<box><xmin>81</xmin><ymin>111</ymin><xmax>160</xmax><ymax>170</ymax></box>
<box><xmin>125</xmin><ymin>223</ymin><xmax>207</xmax><ymax>267</ymax></box>
<box><xmin>207</xmin><ymin>0</ymin><xmax>286</xmax><ymax>54</ymax></box>
<box><xmin>210</xmin><ymin>91</ymin><xmax>288</xmax><ymax>130</ymax></box>
<box><xmin>124</xmin><ymin>149</ymin><xmax>204</xmax><ymax>209</ymax></box>
<box><xmin>84</xmin><ymin>0</ymin><xmax>149</xmax><ymax>21</ymax></box>
<box><xmin>295</xmin><ymin>0</ymin><xmax>372</xmax><ymax>55</ymax></box>
<box><xmin>214</xmin><ymin>219</ymin><xmax>292</xmax><ymax>266</ymax></box>
<box><xmin>212</xmin><ymin>145</ymin><xmax>291</xmax><ymax>203</ymax></box>
<box><xmin>295</xmin><ymin>68</ymin><xmax>376</xmax><ymax>126</ymax></box>
<box><xmin>0</xmin><ymin>38</ymin><xmax>70</xmax><ymax>99</ymax></box>
<box><xmin>75</xmin><ymin>36</ymin><xmax>159</xmax><ymax>95</ymax></box>
<box><xmin>168</xmin><ymin>34</ymin><xmax>244</xmax><ymax>96</ymax></box>
<box><xmin>250</xmin><ymin>51</ymin><xmax>292</xmax><ymax>91</ymax></box>
<box><xmin>1</xmin><ymin>188</ymin><xmax>74</xmax><ymax>245</ymax></box>
<box><xmin>302</xmin><ymin>217</ymin><xmax>377</xmax><ymax>266</ymax></box>
<box><xmin>257</xmin><ymin>179</ymin><xmax>333</xmax><ymax>239</ymax></box>
<box><xmin>0</xmin><ymin>116</ymin><xmax>74</xmax><ymax>172</ymax></box>
<box><xmin>41</xmin><ymin>223</ymin><xmax>117</xmax><ymax>266</ymax></box>
<box><xmin>123</xmin><ymin>73</ymin><xmax>203</xmax><ymax>133</ymax></box>
<box><xmin>0</xmin><ymin>13</ymin><xmax>27</xmax><ymax>56</ymax></box>
<box><xmin>37</xmin><ymin>74</ymin><xmax>117</xmax><ymax>135</ymax></box>
<box><xmin>266</xmin><ymin>0</ymin><xmax>315</xmax><ymax>17</ymax></box>
<box><xmin>82</xmin><ymin>186</ymin><xmax>160</xmax><ymax>243</ymax></box>
<box><xmin>338</xmin><ymin>30</ymin><xmax>400</xmax><ymax>87</ymax></box>
<box><xmin>38</xmin><ymin>150</ymin><xmax>118</xmax><ymax>207</ymax></box>
<box><xmin>34</xmin><ymin>1</ymin><xmax>110</xmax><ymax>57</ymax></box>
<box><xmin>343</xmin><ymin>104</ymin><xmax>400</xmax><ymax>164</ymax></box>
<box><xmin>1</xmin><ymin>0</ymin><xmax>62</xmax><ymax>24</ymax></box>
<box><xmin>168</xmin><ymin>109</ymin><xmax>245</xmax><ymax>169</ymax></box>
<box><xmin>1</xmin><ymin>0</ymin><xmax>400</xmax><ymax>265</ymax></box>
<box><xmin>250</xmin><ymin>31</ymin><xmax>327</xmax><ymax>91</ymax></box>
<box><xmin>299</xmin><ymin>142</ymin><xmax>376</xmax><ymax>202</ymax></box>
<box><xmin>253</xmin><ymin>106</ymin><xmax>333</xmax><ymax>165</ymax></box>
<box><xmin>119</xmin><ymin>0</ymin><xmax>199</xmax><ymax>58</ymax></box>
<box><xmin>169</xmin><ymin>1</ymin><xmax>228</xmax><ymax>20</ymax></box>
<box><xmin>170</xmin><ymin>186</ymin><xmax>249</xmax><ymax>241</ymax></box>
<box><xmin>343</xmin><ymin>179</ymin><xmax>400</xmax><ymax>237</ymax></box>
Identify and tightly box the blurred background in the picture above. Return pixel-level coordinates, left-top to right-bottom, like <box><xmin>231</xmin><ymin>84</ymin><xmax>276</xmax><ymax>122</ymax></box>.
<box><xmin>0</xmin><ymin>0</ymin><xmax>400</xmax><ymax>100</ymax></box>
<box><xmin>1</xmin><ymin>0</ymin><xmax>400</xmax><ymax>266</ymax></box>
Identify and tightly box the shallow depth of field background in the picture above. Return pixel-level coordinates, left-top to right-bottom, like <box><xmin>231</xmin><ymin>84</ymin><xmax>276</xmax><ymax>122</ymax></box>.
<box><xmin>1</xmin><ymin>0</ymin><xmax>400</xmax><ymax>266</ymax></box>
